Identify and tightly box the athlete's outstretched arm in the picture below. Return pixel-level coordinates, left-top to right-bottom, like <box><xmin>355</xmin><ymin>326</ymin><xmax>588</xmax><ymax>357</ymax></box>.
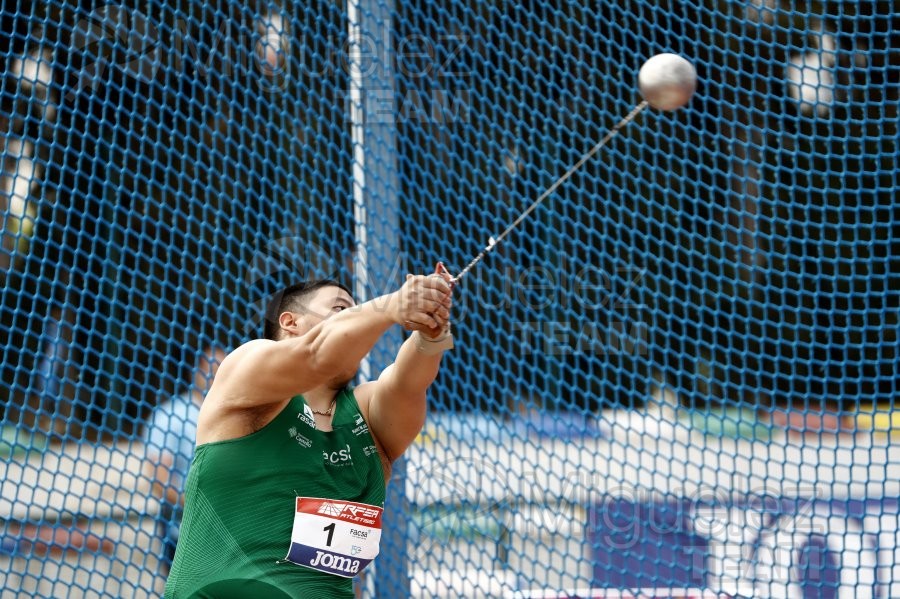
<box><xmin>211</xmin><ymin>275</ymin><xmax>452</xmax><ymax>408</ymax></box>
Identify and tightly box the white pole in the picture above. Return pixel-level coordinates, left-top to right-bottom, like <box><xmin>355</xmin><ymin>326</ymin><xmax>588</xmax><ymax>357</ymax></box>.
<box><xmin>347</xmin><ymin>1</ymin><xmax>406</xmax><ymax>596</ymax></box>
<box><xmin>348</xmin><ymin>0</ymin><xmax>371</xmax><ymax>382</ymax></box>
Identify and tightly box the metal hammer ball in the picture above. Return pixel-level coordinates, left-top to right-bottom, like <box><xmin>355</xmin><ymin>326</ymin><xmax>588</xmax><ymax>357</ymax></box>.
<box><xmin>638</xmin><ymin>53</ymin><xmax>697</xmax><ymax>111</ymax></box>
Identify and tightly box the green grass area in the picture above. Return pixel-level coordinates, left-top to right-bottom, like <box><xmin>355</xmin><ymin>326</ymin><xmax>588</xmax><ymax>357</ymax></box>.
<box><xmin>683</xmin><ymin>406</ymin><xmax>771</xmax><ymax>441</ymax></box>
<box><xmin>0</xmin><ymin>426</ymin><xmax>50</xmax><ymax>460</ymax></box>
<box><xmin>413</xmin><ymin>504</ymin><xmax>507</xmax><ymax>541</ymax></box>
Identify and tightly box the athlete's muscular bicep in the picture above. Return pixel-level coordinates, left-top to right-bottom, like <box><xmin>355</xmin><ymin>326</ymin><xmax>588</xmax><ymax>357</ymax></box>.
<box><xmin>208</xmin><ymin>338</ymin><xmax>332</xmax><ymax>408</ymax></box>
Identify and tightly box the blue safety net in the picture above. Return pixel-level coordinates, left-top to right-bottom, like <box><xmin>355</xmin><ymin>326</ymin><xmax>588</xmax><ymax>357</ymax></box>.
<box><xmin>0</xmin><ymin>1</ymin><xmax>897</xmax><ymax>597</ymax></box>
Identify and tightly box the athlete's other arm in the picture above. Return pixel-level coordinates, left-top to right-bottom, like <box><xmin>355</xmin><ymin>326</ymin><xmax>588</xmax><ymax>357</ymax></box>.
<box><xmin>362</xmin><ymin>267</ymin><xmax>455</xmax><ymax>461</ymax></box>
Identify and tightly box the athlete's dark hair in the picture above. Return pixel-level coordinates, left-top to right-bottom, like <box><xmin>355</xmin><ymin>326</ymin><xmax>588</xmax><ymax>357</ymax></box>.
<box><xmin>263</xmin><ymin>279</ymin><xmax>353</xmax><ymax>340</ymax></box>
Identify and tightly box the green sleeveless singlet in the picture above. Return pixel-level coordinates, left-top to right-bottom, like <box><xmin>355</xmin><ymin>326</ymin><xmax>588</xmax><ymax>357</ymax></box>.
<box><xmin>164</xmin><ymin>388</ymin><xmax>385</xmax><ymax>599</ymax></box>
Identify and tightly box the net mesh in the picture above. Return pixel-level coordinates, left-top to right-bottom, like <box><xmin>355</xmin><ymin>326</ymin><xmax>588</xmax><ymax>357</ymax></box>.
<box><xmin>1</xmin><ymin>0</ymin><xmax>897</xmax><ymax>597</ymax></box>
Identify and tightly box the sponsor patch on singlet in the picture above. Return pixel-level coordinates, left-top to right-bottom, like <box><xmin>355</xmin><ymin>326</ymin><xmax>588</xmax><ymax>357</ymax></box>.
<box><xmin>284</xmin><ymin>497</ymin><xmax>383</xmax><ymax>578</ymax></box>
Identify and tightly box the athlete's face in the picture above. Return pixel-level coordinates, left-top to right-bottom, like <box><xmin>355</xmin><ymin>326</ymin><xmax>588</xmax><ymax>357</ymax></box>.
<box><xmin>301</xmin><ymin>286</ymin><xmax>359</xmax><ymax>387</ymax></box>
<box><xmin>276</xmin><ymin>285</ymin><xmax>356</xmax><ymax>339</ymax></box>
<box><xmin>299</xmin><ymin>286</ymin><xmax>356</xmax><ymax>330</ymax></box>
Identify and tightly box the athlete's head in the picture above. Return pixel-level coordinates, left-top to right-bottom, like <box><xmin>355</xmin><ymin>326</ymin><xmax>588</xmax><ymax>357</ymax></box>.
<box><xmin>263</xmin><ymin>280</ymin><xmax>355</xmax><ymax>341</ymax></box>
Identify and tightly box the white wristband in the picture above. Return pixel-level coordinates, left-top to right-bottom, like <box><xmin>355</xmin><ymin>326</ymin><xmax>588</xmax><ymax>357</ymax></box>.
<box><xmin>413</xmin><ymin>330</ymin><xmax>454</xmax><ymax>355</ymax></box>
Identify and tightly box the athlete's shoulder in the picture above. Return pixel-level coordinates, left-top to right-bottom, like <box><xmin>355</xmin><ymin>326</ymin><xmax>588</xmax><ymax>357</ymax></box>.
<box><xmin>225</xmin><ymin>338</ymin><xmax>276</xmax><ymax>358</ymax></box>
<box><xmin>212</xmin><ymin>339</ymin><xmax>275</xmax><ymax>376</ymax></box>
<box><xmin>350</xmin><ymin>381</ymin><xmax>375</xmax><ymax>410</ymax></box>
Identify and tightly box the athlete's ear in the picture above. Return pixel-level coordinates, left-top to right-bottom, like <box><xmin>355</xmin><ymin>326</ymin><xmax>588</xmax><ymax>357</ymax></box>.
<box><xmin>278</xmin><ymin>311</ymin><xmax>301</xmax><ymax>335</ymax></box>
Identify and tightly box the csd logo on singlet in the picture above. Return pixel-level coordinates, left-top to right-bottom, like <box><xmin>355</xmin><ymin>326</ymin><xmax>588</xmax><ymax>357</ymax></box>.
<box><xmin>287</xmin><ymin>426</ymin><xmax>312</xmax><ymax>448</ymax></box>
<box><xmin>323</xmin><ymin>443</ymin><xmax>353</xmax><ymax>466</ymax></box>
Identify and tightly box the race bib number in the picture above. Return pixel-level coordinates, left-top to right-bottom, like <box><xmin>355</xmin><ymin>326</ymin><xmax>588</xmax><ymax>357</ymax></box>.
<box><xmin>284</xmin><ymin>497</ymin><xmax>383</xmax><ymax>578</ymax></box>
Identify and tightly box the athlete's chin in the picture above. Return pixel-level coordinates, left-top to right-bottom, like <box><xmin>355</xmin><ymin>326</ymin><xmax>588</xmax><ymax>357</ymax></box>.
<box><xmin>332</xmin><ymin>370</ymin><xmax>357</xmax><ymax>389</ymax></box>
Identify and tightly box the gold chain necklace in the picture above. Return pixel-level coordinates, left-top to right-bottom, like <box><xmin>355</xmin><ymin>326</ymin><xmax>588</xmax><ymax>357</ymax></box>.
<box><xmin>311</xmin><ymin>397</ymin><xmax>337</xmax><ymax>417</ymax></box>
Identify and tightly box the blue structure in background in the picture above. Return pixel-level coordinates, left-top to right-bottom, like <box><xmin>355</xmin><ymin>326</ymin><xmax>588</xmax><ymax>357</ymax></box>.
<box><xmin>0</xmin><ymin>1</ymin><xmax>897</xmax><ymax>596</ymax></box>
<box><xmin>589</xmin><ymin>496</ymin><xmax>894</xmax><ymax>598</ymax></box>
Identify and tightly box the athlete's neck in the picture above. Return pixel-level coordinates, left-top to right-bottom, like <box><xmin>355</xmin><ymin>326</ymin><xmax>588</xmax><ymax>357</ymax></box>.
<box><xmin>303</xmin><ymin>387</ymin><xmax>340</xmax><ymax>414</ymax></box>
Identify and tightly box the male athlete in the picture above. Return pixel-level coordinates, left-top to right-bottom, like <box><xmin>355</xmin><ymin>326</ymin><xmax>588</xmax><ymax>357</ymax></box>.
<box><xmin>164</xmin><ymin>267</ymin><xmax>454</xmax><ymax>598</ymax></box>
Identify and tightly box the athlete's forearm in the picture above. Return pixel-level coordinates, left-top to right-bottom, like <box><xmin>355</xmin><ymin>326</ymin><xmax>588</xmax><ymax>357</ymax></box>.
<box><xmin>298</xmin><ymin>295</ymin><xmax>397</xmax><ymax>378</ymax></box>
<box><xmin>384</xmin><ymin>334</ymin><xmax>444</xmax><ymax>396</ymax></box>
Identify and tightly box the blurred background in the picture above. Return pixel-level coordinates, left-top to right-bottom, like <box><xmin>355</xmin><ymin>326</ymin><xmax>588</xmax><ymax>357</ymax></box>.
<box><xmin>0</xmin><ymin>1</ymin><xmax>898</xmax><ymax>597</ymax></box>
